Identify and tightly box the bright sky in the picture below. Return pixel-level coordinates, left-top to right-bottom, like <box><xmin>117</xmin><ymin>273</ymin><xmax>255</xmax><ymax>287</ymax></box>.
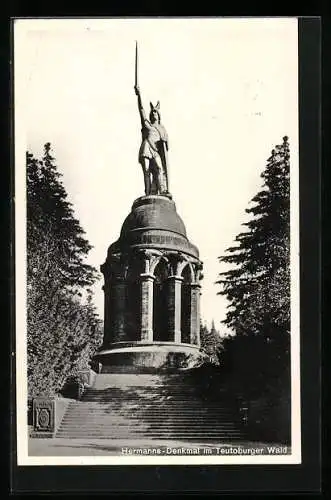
<box><xmin>15</xmin><ymin>18</ymin><xmax>298</xmax><ymax>333</ymax></box>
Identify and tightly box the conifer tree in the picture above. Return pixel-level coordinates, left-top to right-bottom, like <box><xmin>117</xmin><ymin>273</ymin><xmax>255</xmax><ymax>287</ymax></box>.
<box><xmin>27</xmin><ymin>143</ymin><xmax>97</xmax><ymax>289</ymax></box>
<box><xmin>27</xmin><ymin>143</ymin><xmax>102</xmax><ymax>397</ymax></box>
<box><xmin>217</xmin><ymin>136</ymin><xmax>290</xmax><ymax>344</ymax></box>
<box><xmin>200</xmin><ymin>320</ymin><xmax>224</xmax><ymax>365</ymax></box>
<box><xmin>216</xmin><ymin>136</ymin><xmax>291</xmax><ymax>399</ymax></box>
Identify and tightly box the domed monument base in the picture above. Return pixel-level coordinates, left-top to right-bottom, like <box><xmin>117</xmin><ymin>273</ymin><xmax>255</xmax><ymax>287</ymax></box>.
<box><xmin>95</xmin><ymin>195</ymin><xmax>205</xmax><ymax>374</ymax></box>
<box><xmin>95</xmin><ymin>341</ymin><xmax>207</xmax><ymax>373</ymax></box>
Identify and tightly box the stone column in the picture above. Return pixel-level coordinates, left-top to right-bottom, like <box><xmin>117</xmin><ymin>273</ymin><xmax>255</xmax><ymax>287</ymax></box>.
<box><xmin>108</xmin><ymin>279</ymin><xmax>127</xmax><ymax>343</ymax></box>
<box><xmin>190</xmin><ymin>284</ymin><xmax>201</xmax><ymax>346</ymax></box>
<box><xmin>167</xmin><ymin>275</ymin><xmax>183</xmax><ymax>343</ymax></box>
<box><xmin>140</xmin><ymin>273</ymin><xmax>154</xmax><ymax>342</ymax></box>
<box><xmin>102</xmin><ymin>281</ymin><xmax>111</xmax><ymax>347</ymax></box>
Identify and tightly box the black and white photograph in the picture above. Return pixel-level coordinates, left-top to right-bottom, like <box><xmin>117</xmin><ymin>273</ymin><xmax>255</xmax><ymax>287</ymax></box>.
<box><xmin>14</xmin><ymin>17</ymin><xmax>300</xmax><ymax>465</ymax></box>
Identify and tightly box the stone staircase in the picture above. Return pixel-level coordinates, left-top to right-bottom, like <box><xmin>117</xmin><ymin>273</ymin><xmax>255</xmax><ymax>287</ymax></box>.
<box><xmin>56</xmin><ymin>372</ymin><xmax>246</xmax><ymax>441</ymax></box>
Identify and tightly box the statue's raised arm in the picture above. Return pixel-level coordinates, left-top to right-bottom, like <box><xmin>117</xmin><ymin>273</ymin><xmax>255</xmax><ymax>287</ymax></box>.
<box><xmin>134</xmin><ymin>85</ymin><xmax>148</xmax><ymax>129</ymax></box>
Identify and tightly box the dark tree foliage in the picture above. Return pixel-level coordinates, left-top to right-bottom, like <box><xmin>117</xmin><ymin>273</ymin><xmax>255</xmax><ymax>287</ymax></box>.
<box><xmin>27</xmin><ymin>143</ymin><xmax>97</xmax><ymax>289</ymax></box>
<box><xmin>27</xmin><ymin>143</ymin><xmax>102</xmax><ymax>397</ymax></box>
<box><xmin>200</xmin><ymin>320</ymin><xmax>224</xmax><ymax>366</ymax></box>
<box><xmin>217</xmin><ymin>136</ymin><xmax>291</xmax><ymax>400</ymax></box>
<box><xmin>217</xmin><ymin>136</ymin><xmax>290</xmax><ymax>341</ymax></box>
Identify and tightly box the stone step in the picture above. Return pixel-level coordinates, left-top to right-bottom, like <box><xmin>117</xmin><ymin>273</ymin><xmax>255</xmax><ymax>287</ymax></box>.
<box><xmin>83</xmin><ymin>396</ymin><xmax>228</xmax><ymax>399</ymax></box>
<box><xmin>79</xmin><ymin>394</ymin><xmax>234</xmax><ymax>398</ymax></box>
<box><xmin>57</xmin><ymin>419</ymin><xmax>239</xmax><ymax>426</ymax></box>
<box><xmin>59</xmin><ymin>423</ymin><xmax>238</xmax><ymax>428</ymax></box>
<box><xmin>68</xmin><ymin>403</ymin><xmax>237</xmax><ymax>409</ymax></box>
<box><xmin>56</xmin><ymin>372</ymin><xmax>245</xmax><ymax>441</ymax></box>
<box><xmin>84</xmin><ymin>388</ymin><xmax>229</xmax><ymax>393</ymax></box>
<box><xmin>60</xmin><ymin>421</ymin><xmax>236</xmax><ymax>430</ymax></box>
<box><xmin>91</xmin><ymin>380</ymin><xmax>197</xmax><ymax>389</ymax></box>
<box><xmin>85</xmin><ymin>386</ymin><xmax>229</xmax><ymax>390</ymax></box>
<box><xmin>63</xmin><ymin>408</ymin><xmax>236</xmax><ymax>413</ymax></box>
<box><xmin>91</xmin><ymin>384</ymin><xmax>228</xmax><ymax>391</ymax></box>
<box><xmin>78</xmin><ymin>405</ymin><xmax>237</xmax><ymax>410</ymax></box>
<box><xmin>61</xmin><ymin>414</ymin><xmax>238</xmax><ymax>420</ymax></box>
<box><xmin>61</xmin><ymin>410</ymin><xmax>237</xmax><ymax>417</ymax></box>
<box><xmin>61</xmin><ymin>416</ymin><xmax>237</xmax><ymax>422</ymax></box>
<box><xmin>58</xmin><ymin>427</ymin><xmax>240</xmax><ymax>436</ymax></box>
<box><xmin>80</xmin><ymin>404</ymin><xmax>237</xmax><ymax>408</ymax></box>
<box><xmin>56</xmin><ymin>436</ymin><xmax>243</xmax><ymax>441</ymax></box>
<box><xmin>63</xmin><ymin>413</ymin><xmax>237</xmax><ymax>419</ymax></box>
<box><xmin>89</xmin><ymin>389</ymin><xmax>229</xmax><ymax>393</ymax></box>
<box><xmin>64</xmin><ymin>414</ymin><xmax>237</xmax><ymax>418</ymax></box>
<box><xmin>60</xmin><ymin>421</ymin><xmax>238</xmax><ymax>426</ymax></box>
<box><xmin>86</xmin><ymin>383</ymin><xmax>227</xmax><ymax>386</ymax></box>
<box><xmin>82</xmin><ymin>397</ymin><xmax>231</xmax><ymax>402</ymax></box>
<box><xmin>72</xmin><ymin>406</ymin><xmax>236</xmax><ymax>410</ymax></box>
<box><xmin>56</xmin><ymin>430</ymin><xmax>243</xmax><ymax>436</ymax></box>
<box><xmin>57</xmin><ymin>430</ymin><xmax>241</xmax><ymax>437</ymax></box>
<box><xmin>60</xmin><ymin>425</ymin><xmax>239</xmax><ymax>431</ymax></box>
<box><xmin>85</xmin><ymin>387</ymin><xmax>230</xmax><ymax>392</ymax></box>
<box><xmin>92</xmin><ymin>374</ymin><xmax>204</xmax><ymax>381</ymax></box>
<box><xmin>69</xmin><ymin>402</ymin><xmax>236</xmax><ymax>406</ymax></box>
<box><xmin>72</xmin><ymin>398</ymin><xmax>239</xmax><ymax>410</ymax></box>
<box><xmin>56</xmin><ymin>434</ymin><xmax>244</xmax><ymax>440</ymax></box>
<box><xmin>64</xmin><ymin>410</ymin><xmax>237</xmax><ymax>416</ymax></box>
<box><xmin>83</xmin><ymin>399</ymin><xmax>230</xmax><ymax>403</ymax></box>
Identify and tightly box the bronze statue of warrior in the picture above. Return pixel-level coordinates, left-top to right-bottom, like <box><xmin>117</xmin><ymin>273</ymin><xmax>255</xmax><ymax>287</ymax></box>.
<box><xmin>134</xmin><ymin>43</ymin><xmax>170</xmax><ymax>196</ymax></box>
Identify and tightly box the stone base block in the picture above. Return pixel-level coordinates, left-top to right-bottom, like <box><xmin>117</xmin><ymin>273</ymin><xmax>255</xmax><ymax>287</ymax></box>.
<box><xmin>29</xmin><ymin>431</ymin><xmax>54</xmax><ymax>438</ymax></box>
<box><xmin>94</xmin><ymin>342</ymin><xmax>207</xmax><ymax>374</ymax></box>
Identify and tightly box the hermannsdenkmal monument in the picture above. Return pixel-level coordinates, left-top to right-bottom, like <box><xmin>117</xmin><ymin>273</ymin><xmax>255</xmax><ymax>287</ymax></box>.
<box><xmin>94</xmin><ymin>42</ymin><xmax>205</xmax><ymax>372</ymax></box>
<box><xmin>52</xmin><ymin>45</ymin><xmax>245</xmax><ymax>443</ymax></box>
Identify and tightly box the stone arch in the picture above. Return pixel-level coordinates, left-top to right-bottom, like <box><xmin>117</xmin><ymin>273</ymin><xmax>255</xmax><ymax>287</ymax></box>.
<box><xmin>153</xmin><ymin>258</ymin><xmax>170</xmax><ymax>341</ymax></box>
<box><xmin>153</xmin><ymin>257</ymin><xmax>170</xmax><ymax>281</ymax></box>
<box><xmin>150</xmin><ymin>254</ymin><xmax>170</xmax><ymax>275</ymax></box>
<box><xmin>165</xmin><ymin>253</ymin><xmax>181</xmax><ymax>276</ymax></box>
<box><xmin>179</xmin><ymin>261</ymin><xmax>195</xmax><ymax>282</ymax></box>
<box><xmin>125</xmin><ymin>255</ymin><xmax>141</xmax><ymax>341</ymax></box>
<box><xmin>126</xmin><ymin>253</ymin><xmax>142</xmax><ymax>280</ymax></box>
<box><xmin>181</xmin><ymin>264</ymin><xmax>192</xmax><ymax>343</ymax></box>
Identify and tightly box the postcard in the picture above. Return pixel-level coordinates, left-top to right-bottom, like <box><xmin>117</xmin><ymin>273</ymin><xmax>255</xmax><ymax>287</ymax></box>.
<box><xmin>14</xmin><ymin>17</ymin><xmax>301</xmax><ymax>466</ymax></box>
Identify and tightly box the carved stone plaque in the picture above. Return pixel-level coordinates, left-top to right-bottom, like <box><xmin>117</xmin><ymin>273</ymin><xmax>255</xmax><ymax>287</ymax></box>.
<box><xmin>33</xmin><ymin>398</ymin><xmax>55</xmax><ymax>435</ymax></box>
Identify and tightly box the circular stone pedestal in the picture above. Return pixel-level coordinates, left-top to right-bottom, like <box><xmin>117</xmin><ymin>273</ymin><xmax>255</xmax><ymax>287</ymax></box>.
<box><xmin>93</xmin><ymin>342</ymin><xmax>208</xmax><ymax>374</ymax></box>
